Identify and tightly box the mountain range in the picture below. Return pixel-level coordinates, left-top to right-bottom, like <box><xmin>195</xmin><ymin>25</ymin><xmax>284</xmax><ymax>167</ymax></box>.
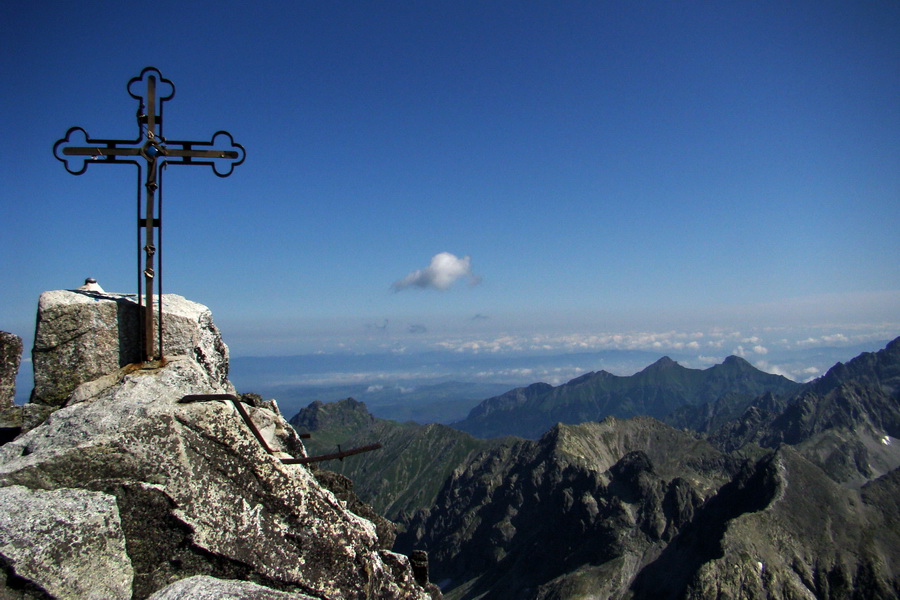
<box><xmin>290</xmin><ymin>337</ymin><xmax>900</xmax><ymax>599</ymax></box>
<box><xmin>453</xmin><ymin>355</ymin><xmax>801</xmax><ymax>439</ymax></box>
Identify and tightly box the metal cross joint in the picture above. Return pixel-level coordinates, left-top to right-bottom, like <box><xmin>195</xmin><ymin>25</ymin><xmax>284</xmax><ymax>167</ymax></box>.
<box><xmin>53</xmin><ymin>67</ymin><xmax>245</xmax><ymax>362</ymax></box>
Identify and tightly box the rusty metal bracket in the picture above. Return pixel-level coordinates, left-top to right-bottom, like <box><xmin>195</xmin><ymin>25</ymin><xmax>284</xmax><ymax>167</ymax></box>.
<box><xmin>180</xmin><ymin>393</ymin><xmax>274</xmax><ymax>454</ymax></box>
<box><xmin>281</xmin><ymin>443</ymin><xmax>382</xmax><ymax>465</ymax></box>
<box><xmin>180</xmin><ymin>394</ymin><xmax>239</xmax><ymax>403</ymax></box>
<box><xmin>230</xmin><ymin>396</ymin><xmax>276</xmax><ymax>455</ymax></box>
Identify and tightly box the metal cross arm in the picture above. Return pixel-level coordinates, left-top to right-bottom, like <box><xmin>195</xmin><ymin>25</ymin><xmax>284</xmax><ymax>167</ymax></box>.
<box><xmin>53</xmin><ymin>67</ymin><xmax>245</xmax><ymax>363</ymax></box>
<box><xmin>54</xmin><ymin>128</ymin><xmax>244</xmax><ymax>176</ymax></box>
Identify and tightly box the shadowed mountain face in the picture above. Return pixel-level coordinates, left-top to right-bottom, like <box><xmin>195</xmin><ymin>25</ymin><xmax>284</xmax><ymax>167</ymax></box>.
<box><xmin>453</xmin><ymin>355</ymin><xmax>800</xmax><ymax>440</ymax></box>
<box><xmin>706</xmin><ymin>337</ymin><xmax>900</xmax><ymax>486</ymax></box>
<box><xmin>392</xmin><ymin>339</ymin><xmax>900</xmax><ymax>599</ymax></box>
<box><xmin>396</xmin><ymin>418</ymin><xmax>899</xmax><ymax>599</ymax></box>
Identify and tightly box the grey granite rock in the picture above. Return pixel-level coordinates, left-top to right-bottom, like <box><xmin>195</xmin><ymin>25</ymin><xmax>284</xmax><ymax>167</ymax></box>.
<box><xmin>0</xmin><ymin>331</ymin><xmax>22</xmax><ymax>409</ymax></box>
<box><xmin>147</xmin><ymin>576</ymin><xmax>318</xmax><ymax>600</ymax></box>
<box><xmin>0</xmin><ymin>484</ymin><xmax>133</xmax><ymax>600</ymax></box>
<box><xmin>0</xmin><ymin>353</ymin><xmax>428</xmax><ymax>600</ymax></box>
<box><xmin>30</xmin><ymin>290</ymin><xmax>231</xmax><ymax>406</ymax></box>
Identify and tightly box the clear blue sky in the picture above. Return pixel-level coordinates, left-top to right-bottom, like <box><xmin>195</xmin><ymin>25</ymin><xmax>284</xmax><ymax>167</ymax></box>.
<box><xmin>2</xmin><ymin>1</ymin><xmax>898</xmax><ymax>369</ymax></box>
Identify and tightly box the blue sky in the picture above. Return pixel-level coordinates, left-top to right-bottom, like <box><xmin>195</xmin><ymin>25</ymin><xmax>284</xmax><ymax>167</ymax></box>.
<box><xmin>2</xmin><ymin>2</ymin><xmax>898</xmax><ymax>382</ymax></box>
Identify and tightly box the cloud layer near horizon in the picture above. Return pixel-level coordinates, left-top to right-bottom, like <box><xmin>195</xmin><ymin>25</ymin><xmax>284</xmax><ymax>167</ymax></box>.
<box><xmin>392</xmin><ymin>252</ymin><xmax>480</xmax><ymax>291</ymax></box>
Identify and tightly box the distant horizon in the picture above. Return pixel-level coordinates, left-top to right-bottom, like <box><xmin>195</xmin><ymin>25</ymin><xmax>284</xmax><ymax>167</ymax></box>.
<box><xmin>6</xmin><ymin>284</ymin><xmax>897</xmax><ymax>405</ymax></box>
<box><xmin>229</xmin><ymin>332</ymin><xmax>894</xmax><ymax>422</ymax></box>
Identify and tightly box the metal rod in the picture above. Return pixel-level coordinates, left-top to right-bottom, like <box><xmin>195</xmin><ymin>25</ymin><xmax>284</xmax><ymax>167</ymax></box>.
<box><xmin>281</xmin><ymin>443</ymin><xmax>383</xmax><ymax>465</ymax></box>
<box><xmin>62</xmin><ymin>147</ymin><xmax>143</xmax><ymax>156</ymax></box>
<box><xmin>230</xmin><ymin>398</ymin><xmax>275</xmax><ymax>455</ymax></box>
<box><xmin>158</xmin><ymin>165</ymin><xmax>164</xmax><ymax>359</ymax></box>
<box><xmin>143</xmin><ymin>158</ymin><xmax>157</xmax><ymax>361</ymax></box>
<box><xmin>136</xmin><ymin>162</ymin><xmax>144</xmax><ymax>361</ymax></box>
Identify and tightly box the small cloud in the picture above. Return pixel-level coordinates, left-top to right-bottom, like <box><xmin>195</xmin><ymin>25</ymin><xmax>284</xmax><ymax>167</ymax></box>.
<box><xmin>822</xmin><ymin>333</ymin><xmax>850</xmax><ymax>344</ymax></box>
<box><xmin>752</xmin><ymin>345</ymin><xmax>768</xmax><ymax>355</ymax></box>
<box><xmin>408</xmin><ymin>324</ymin><xmax>427</xmax><ymax>334</ymax></box>
<box><xmin>392</xmin><ymin>252</ymin><xmax>480</xmax><ymax>291</ymax></box>
<box><xmin>471</xmin><ymin>314</ymin><xmax>490</xmax><ymax>321</ymax></box>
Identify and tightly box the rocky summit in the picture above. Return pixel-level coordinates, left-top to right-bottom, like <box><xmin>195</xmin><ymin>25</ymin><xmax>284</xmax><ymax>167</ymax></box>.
<box><xmin>0</xmin><ymin>289</ymin><xmax>436</xmax><ymax>600</ymax></box>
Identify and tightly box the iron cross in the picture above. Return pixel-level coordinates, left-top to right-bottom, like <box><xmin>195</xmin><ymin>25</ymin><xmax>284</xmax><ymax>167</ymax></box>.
<box><xmin>53</xmin><ymin>67</ymin><xmax>245</xmax><ymax>363</ymax></box>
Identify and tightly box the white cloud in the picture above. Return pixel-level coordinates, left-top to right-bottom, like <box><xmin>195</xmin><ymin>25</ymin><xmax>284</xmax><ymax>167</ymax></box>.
<box><xmin>392</xmin><ymin>252</ymin><xmax>480</xmax><ymax>291</ymax></box>
<box><xmin>752</xmin><ymin>345</ymin><xmax>768</xmax><ymax>355</ymax></box>
<box><xmin>754</xmin><ymin>361</ymin><xmax>791</xmax><ymax>378</ymax></box>
<box><xmin>821</xmin><ymin>333</ymin><xmax>850</xmax><ymax>344</ymax></box>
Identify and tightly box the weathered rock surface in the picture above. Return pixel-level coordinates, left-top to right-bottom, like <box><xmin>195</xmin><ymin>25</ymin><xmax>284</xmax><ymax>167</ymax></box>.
<box><xmin>0</xmin><ymin>293</ymin><xmax>431</xmax><ymax>600</ymax></box>
<box><xmin>0</xmin><ymin>484</ymin><xmax>133</xmax><ymax>600</ymax></box>
<box><xmin>147</xmin><ymin>575</ymin><xmax>319</xmax><ymax>599</ymax></box>
<box><xmin>30</xmin><ymin>290</ymin><xmax>231</xmax><ymax>406</ymax></box>
<box><xmin>0</xmin><ymin>332</ymin><xmax>22</xmax><ymax>409</ymax></box>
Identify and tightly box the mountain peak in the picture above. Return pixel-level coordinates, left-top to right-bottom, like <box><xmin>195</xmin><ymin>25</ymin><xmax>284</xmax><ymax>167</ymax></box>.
<box><xmin>639</xmin><ymin>356</ymin><xmax>681</xmax><ymax>373</ymax></box>
<box><xmin>289</xmin><ymin>397</ymin><xmax>375</xmax><ymax>432</ymax></box>
<box><xmin>722</xmin><ymin>355</ymin><xmax>752</xmax><ymax>367</ymax></box>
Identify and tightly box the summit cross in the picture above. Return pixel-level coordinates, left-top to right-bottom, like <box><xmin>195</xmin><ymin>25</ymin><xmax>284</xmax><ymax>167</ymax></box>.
<box><xmin>54</xmin><ymin>67</ymin><xmax>245</xmax><ymax>363</ymax></box>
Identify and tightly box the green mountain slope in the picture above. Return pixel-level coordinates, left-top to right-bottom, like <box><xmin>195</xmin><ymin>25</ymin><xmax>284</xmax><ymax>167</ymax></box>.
<box><xmin>289</xmin><ymin>398</ymin><xmax>508</xmax><ymax>520</ymax></box>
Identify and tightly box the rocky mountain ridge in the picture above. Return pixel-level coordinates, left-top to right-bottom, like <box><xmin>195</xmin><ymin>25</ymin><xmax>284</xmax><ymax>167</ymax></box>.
<box><xmin>385</xmin><ymin>337</ymin><xmax>900</xmax><ymax>599</ymax></box>
<box><xmin>397</xmin><ymin>421</ymin><xmax>899</xmax><ymax>599</ymax></box>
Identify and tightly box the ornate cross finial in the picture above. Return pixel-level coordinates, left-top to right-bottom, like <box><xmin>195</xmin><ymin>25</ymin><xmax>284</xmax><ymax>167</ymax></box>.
<box><xmin>54</xmin><ymin>67</ymin><xmax>245</xmax><ymax>363</ymax></box>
